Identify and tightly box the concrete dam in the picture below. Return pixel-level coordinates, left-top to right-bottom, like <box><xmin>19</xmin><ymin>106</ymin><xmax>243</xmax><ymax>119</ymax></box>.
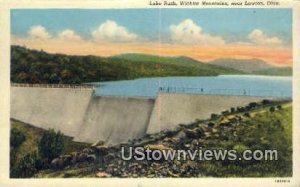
<box><xmin>11</xmin><ymin>85</ymin><xmax>272</xmax><ymax>145</ymax></box>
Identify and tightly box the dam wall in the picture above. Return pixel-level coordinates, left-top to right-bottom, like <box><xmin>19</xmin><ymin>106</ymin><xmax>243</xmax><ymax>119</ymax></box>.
<box><xmin>75</xmin><ymin>96</ymin><xmax>154</xmax><ymax>145</ymax></box>
<box><xmin>11</xmin><ymin>86</ymin><xmax>154</xmax><ymax>145</ymax></box>
<box><xmin>11</xmin><ymin>86</ymin><xmax>93</xmax><ymax>137</ymax></box>
<box><xmin>11</xmin><ymin>86</ymin><xmax>272</xmax><ymax>145</ymax></box>
<box><xmin>146</xmin><ymin>93</ymin><xmax>272</xmax><ymax>134</ymax></box>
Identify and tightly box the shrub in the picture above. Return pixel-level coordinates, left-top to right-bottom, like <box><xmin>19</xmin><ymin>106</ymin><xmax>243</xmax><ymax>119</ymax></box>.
<box><xmin>248</xmin><ymin>102</ymin><xmax>258</xmax><ymax>109</ymax></box>
<box><xmin>164</xmin><ymin>130</ymin><xmax>176</xmax><ymax>137</ymax></box>
<box><xmin>222</xmin><ymin>110</ymin><xmax>230</xmax><ymax>116</ymax></box>
<box><xmin>211</xmin><ymin>114</ymin><xmax>218</xmax><ymax>120</ymax></box>
<box><xmin>10</xmin><ymin>127</ymin><xmax>26</xmax><ymax>148</ymax></box>
<box><xmin>262</xmin><ymin>99</ymin><xmax>271</xmax><ymax>105</ymax></box>
<box><xmin>244</xmin><ymin>113</ymin><xmax>251</xmax><ymax>117</ymax></box>
<box><xmin>11</xmin><ymin>151</ymin><xmax>40</xmax><ymax>178</ymax></box>
<box><xmin>270</xmin><ymin>106</ymin><xmax>276</xmax><ymax>112</ymax></box>
<box><xmin>38</xmin><ymin>129</ymin><xmax>65</xmax><ymax>160</ymax></box>
<box><xmin>237</xmin><ymin>107</ymin><xmax>246</xmax><ymax>112</ymax></box>
<box><xmin>207</xmin><ymin>122</ymin><xmax>215</xmax><ymax>128</ymax></box>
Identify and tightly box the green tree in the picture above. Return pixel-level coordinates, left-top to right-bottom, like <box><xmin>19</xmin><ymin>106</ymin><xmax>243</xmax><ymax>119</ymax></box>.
<box><xmin>38</xmin><ymin>129</ymin><xmax>64</xmax><ymax>160</ymax></box>
<box><xmin>11</xmin><ymin>151</ymin><xmax>40</xmax><ymax>178</ymax></box>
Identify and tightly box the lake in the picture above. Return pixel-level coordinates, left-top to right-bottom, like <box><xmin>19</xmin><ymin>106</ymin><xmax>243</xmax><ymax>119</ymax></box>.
<box><xmin>92</xmin><ymin>75</ymin><xmax>292</xmax><ymax>98</ymax></box>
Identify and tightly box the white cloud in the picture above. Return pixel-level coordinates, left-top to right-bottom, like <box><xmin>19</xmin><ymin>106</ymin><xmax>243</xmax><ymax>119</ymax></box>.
<box><xmin>248</xmin><ymin>29</ymin><xmax>282</xmax><ymax>46</ymax></box>
<box><xmin>28</xmin><ymin>25</ymin><xmax>51</xmax><ymax>40</ymax></box>
<box><xmin>58</xmin><ymin>29</ymin><xmax>82</xmax><ymax>41</ymax></box>
<box><xmin>91</xmin><ymin>20</ymin><xmax>138</xmax><ymax>42</ymax></box>
<box><xmin>169</xmin><ymin>19</ymin><xmax>225</xmax><ymax>46</ymax></box>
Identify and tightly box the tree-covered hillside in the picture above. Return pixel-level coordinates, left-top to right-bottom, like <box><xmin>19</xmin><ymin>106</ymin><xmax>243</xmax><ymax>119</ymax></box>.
<box><xmin>11</xmin><ymin>46</ymin><xmax>243</xmax><ymax>84</ymax></box>
<box><xmin>252</xmin><ymin>67</ymin><xmax>292</xmax><ymax>76</ymax></box>
<box><xmin>209</xmin><ymin>58</ymin><xmax>292</xmax><ymax>76</ymax></box>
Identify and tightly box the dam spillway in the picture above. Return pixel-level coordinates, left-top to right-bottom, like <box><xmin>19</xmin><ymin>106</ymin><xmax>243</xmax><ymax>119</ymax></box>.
<box><xmin>11</xmin><ymin>84</ymin><xmax>275</xmax><ymax>145</ymax></box>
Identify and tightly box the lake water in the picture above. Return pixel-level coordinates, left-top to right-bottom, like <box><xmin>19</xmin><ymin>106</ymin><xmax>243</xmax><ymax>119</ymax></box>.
<box><xmin>92</xmin><ymin>75</ymin><xmax>292</xmax><ymax>98</ymax></box>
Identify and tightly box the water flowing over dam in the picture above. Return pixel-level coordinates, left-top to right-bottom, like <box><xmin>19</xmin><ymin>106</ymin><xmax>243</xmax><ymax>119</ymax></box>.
<box><xmin>11</xmin><ymin>84</ymin><xmax>276</xmax><ymax>145</ymax></box>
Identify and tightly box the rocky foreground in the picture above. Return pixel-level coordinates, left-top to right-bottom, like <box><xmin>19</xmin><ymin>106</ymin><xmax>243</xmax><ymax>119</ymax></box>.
<box><xmin>35</xmin><ymin>100</ymin><xmax>292</xmax><ymax>178</ymax></box>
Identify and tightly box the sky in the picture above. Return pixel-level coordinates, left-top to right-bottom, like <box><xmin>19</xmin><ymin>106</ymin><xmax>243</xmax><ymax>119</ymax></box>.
<box><xmin>11</xmin><ymin>9</ymin><xmax>292</xmax><ymax>66</ymax></box>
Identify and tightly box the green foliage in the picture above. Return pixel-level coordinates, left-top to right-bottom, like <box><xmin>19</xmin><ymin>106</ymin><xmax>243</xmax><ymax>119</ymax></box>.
<box><xmin>11</xmin><ymin>151</ymin><xmax>40</xmax><ymax>178</ymax></box>
<box><xmin>38</xmin><ymin>129</ymin><xmax>65</xmax><ymax>160</ymax></box>
<box><xmin>211</xmin><ymin>114</ymin><xmax>219</xmax><ymax>120</ymax></box>
<box><xmin>244</xmin><ymin>112</ymin><xmax>251</xmax><ymax>117</ymax></box>
<box><xmin>253</xmin><ymin>67</ymin><xmax>292</xmax><ymax>76</ymax></box>
<box><xmin>10</xmin><ymin>127</ymin><xmax>26</xmax><ymax>148</ymax></box>
<box><xmin>10</xmin><ymin>120</ymin><xmax>90</xmax><ymax>178</ymax></box>
<box><xmin>270</xmin><ymin>106</ymin><xmax>276</xmax><ymax>112</ymax></box>
<box><xmin>209</xmin><ymin>58</ymin><xmax>292</xmax><ymax>76</ymax></box>
<box><xmin>11</xmin><ymin>46</ymin><xmax>243</xmax><ymax>84</ymax></box>
<box><xmin>202</xmin><ymin>106</ymin><xmax>292</xmax><ymax>177</ymax></box>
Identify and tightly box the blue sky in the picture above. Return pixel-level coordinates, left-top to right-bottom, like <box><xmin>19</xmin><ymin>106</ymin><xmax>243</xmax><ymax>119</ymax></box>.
<box><xmin>11</xmin><ymin>8</ymin><xmax>292</xmax><ymax>43</ymax></box>
<box><xmin>10</xmin><ymin>9</ymin><xmax>292</xmax><ymax>66</ymax></box>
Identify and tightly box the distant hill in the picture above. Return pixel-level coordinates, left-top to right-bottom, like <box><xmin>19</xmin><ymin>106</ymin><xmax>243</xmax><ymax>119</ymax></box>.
<box><xmin>112</xmin><ymin>53</ymin><xmax>202</xmax><ymax>66</ymax></box>
<box><xmin>253</xmin><ymin>67</ymin><xmax>292</xmax><ymax>76</ymax></box>
<box><xmin>112</xmin><ymin>53</ymin><xmax>242</xmax><ymax>75</ymax></box>
<box><xmin>209</xmin><ymin>58</ymin><xmax>292</xmax><ymax>76</ymax></box>
<box><xmin>209</xmin><ymin>58</ymin><xmax>273</xmax><ymax>73</ymax></box>
<box><xmin>11</xmin><ymin>46</ymin><xmax>242</xmax><ymax>84</ymax></box>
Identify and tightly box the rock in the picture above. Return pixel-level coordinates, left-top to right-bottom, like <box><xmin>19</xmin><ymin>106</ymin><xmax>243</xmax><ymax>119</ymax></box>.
<box><xmin>105</xmin><ymin>152</ymin><xmax>117</xmax><ymax>160</ymax></box>
<box><xmin>227</xmin><ymin>115</ymin><xmax>239</xmax><ymax>123</ymax></box>
<box><xmin>163</xmin><ymin>137</ymin><xmax>176</xmax><ymax>143</ymax></box>
<box><xmin>51</xmin><ymin>157</ymin><xmax>64</xmax><ymax>169</ymax></box>
<box><xmin>70</xmin><ymin>152</ymin><xmax>80</xmax><ymax>164</ymax></box>
<box><xmin>168</xmin><ymin>170</ymin><xmax>179</xmax><ymax>177</ymax></box>
<box><xmin>185</xmin><ymin>129</ymin><xmax>200</xmax><ymax>139</ymax></box>
<box><xmin>62</xmin><ymin>155</ymin><xmax>72</xmax><ymax>166</ymax></box>
<box><xmin>83</xmin><ymin>148</ymin><xmax>94</xmax><ymax>154</ymax></box>
<box><xmin>200</xmin><ymin>126</ymin><xmax>209</xmax><ymax>133</ymax></box>
<box><xmin>219</xmin><ymin>118</ymin><xmax>231</xmax><ymax>126</ymax></box>
<box><xmin>96</xmin><ymin>172</ymin><xmax>112</xmax><ymax>178</ymax></box>
<box><xmin>148</xmin><ymin>174</ymin><xmax>155</xmax><ymax>178</ymax></box>
<box><xmin>212</xmin><ymin>128</ymin><xmax>218</xmax><ymax>133</ymax></box>
<box><xmin>87</xmin><ymin>154</ymin><xmax>96</xmax><ymax>162</ymax></box>
<box><xmin>207</xmin><ymin>122</ymin><xmax>215</xmax><ymax>128</ymax></box>
<box><xmin>78</xmin><ymin>153</ymin><xmax>88</xmax><ymax>162</ymax></box>
<box><xmin>204</xmin><ymin>132</ymin><xmax>212</xmax><ymax>138</ymax></box>
<box><xmin>132</xmin><ymin>174</ymin><xmax>138</xmax><ymax>178</ymax></box>
<box><xmin>39</xmin><ymin>159</ymin><xmax>50</xmax><ymax>169</ymax></box>
<box><xmin>144</xmin><ymin>144</ymin><xmax>172</xmax><ymax>151</ymax></box>
<box><xmin>191</xmin><ymin>139</ymin><xmax>199</xmax><ymax>146</ymax></box>
<box><xmin>196</xmin><ymin>127</ymin><xmax>205</xmax><ymax>135</ymax></box>
<box><xmin>179</xmin><ymin>124</ymin><xmax>187</xmax><ymax>128</ymax></box>
<box><xmin>121</xmin><ymin>173</ymin><xmax>129</xmax><ymax>177</ymax></box>
<box><xmin>174</xmin><ymin>131</ymin><xmax>186</xmax><ymax>139</ymax></box>
<box><xmin>98</xmin><ymin>167</ymin><xmax>104</xmax><ymax>171</ymax></box>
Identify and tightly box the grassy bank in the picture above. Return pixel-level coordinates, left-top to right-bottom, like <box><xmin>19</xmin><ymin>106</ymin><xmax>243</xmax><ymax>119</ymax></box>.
<box><xmin>10</xmin><ymin>120</ymin><xmax>90</xmax><ymax>177</ymax></box>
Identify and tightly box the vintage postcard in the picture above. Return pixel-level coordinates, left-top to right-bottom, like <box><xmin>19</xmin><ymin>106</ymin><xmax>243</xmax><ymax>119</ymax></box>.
<box><xmin>0</xmin><ymin>0</ymin><xmax>300</xmax><ymax>186</ymax></box>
